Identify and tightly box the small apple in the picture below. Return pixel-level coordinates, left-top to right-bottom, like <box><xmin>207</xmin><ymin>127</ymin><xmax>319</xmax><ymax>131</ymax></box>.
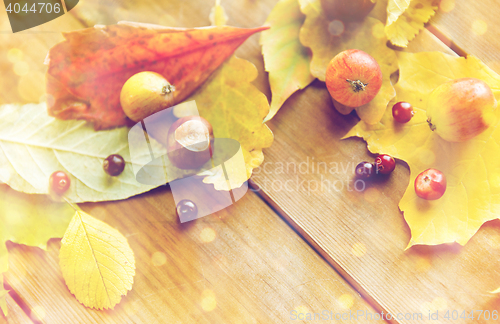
<box><xmin>167</xmin><ymin>116</ymin><xmax>214</xmax><ymax>169</ymax></box>
<box><xmin>120</xmin><ymin>71</ymin><xmax>175</xmax><ymax>122</ymax></box>
<box><xmin>414</xmin><ymin>168</ymin><xmax>446</xmax><ymax>200</ymax></box>
<box><xmin>426</xmin><ymin>78</ymin><xmax>497</xmax><ymax>142</ymax></box>
<box><xmin>321</xmin><ymin>0</ymin><xmax>377</xmax><ymax>22</ymax></box>
<box><xmin>326</xmin><ymin>49</ymin><xmax>382</xmax><ymax>108</ymax></box>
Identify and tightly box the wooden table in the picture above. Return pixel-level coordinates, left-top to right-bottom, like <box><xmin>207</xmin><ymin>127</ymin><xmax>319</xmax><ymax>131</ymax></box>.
<box><xmin>1</xmin><ymin>0</ymin><xmax>500</xmax><ymax>323</ymax></box>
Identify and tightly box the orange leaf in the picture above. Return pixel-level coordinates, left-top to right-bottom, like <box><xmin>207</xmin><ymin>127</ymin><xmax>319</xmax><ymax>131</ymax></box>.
<box><xmin>46</xmin><ymin>22</ymin><xmax>268</xmax><ymax>129</ymax></box>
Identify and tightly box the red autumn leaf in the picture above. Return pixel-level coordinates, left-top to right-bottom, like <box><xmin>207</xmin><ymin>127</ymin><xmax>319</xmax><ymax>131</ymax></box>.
<box><xmin>46</xmin><ymin>21</ymin><xmax>268</xmax><ymax>129</ymax></box>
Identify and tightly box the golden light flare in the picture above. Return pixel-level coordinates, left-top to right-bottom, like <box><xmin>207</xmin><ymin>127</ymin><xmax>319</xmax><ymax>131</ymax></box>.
<box><xmin>294</xmin><ymin>305</ymin><xmax>310</xmax><ymax>316</ymax></box>
<box><xmin>420</xmin><ymin>297</ymin><xmax>448</xmax><ymax>315</ymax></box>
<box><xmin>18</xmin><ymin>71</ymin><xmax>45</xmax><ymax>102</ymax></box>
<box><xmin>351</xmin><ymin>242</ymin><xmax>367</xmax><ymax>257</ymax></box>
<box><xmin>432</xmin><ymin>297</ymin><xmax>448</xmax><ymax>311</ymax></box>
<box><xmin>439</xmin><ymin>0</ymin><xmax>455</xmax><ymax>12</ymax></box>
<box><xmin>31</xmin><ymin>305</ymin><xmax>46</xmax><ymax>320</ymax></box>
<box><xmin>472</xmin><ymin>20</ymin><xmax>488</xmax><ymax>36</ymax></box>
<box><xmin>201</xmin><ymin>289</ymin><xmax>217</xmax><ymax>312</ymax></box>
<box><xmin>7</xmin><ymin>48</ymin><xmax>24</xmax><ymax>63</ymax></box>
<box><xmin>13</xmin><ymin>61</ymin><xmax>29</xmax><ymax>76</ymax></box>
<box><xmin>151</xmin><ymin>251</ymin><xmax>167</xmax><ymax>267</ymax></box>
<box><xmin>200</xmin><ymin>227</ymin><xmax>217</xmax><ymax>243</ymax></box>
<box><xmin>338</xmin><ymin>294</ymin><xmax>355</xmax><ymax>309</ymax></box>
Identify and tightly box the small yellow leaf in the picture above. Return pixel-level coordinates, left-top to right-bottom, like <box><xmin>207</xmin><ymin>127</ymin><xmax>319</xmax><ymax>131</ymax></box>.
<box><xmin>345</xmin><ymin>52</ymin><xmax>500</xmax><ymax>247</ymax></box>
<box><xmin>385</xmin><ymin>0</ymin><xmax>439</xmax><ymax>47</ymax></box>
<box><xmin>60</xmin><ymin>211</ymin><xmax>135</xmax><ymax>310</ymax></box>
<box><xmin>298</xmin><ymin>0</ymin><xmax>397</xmax><ymax>124</ymax></box>
<box><xmin>210</xmin><ymin>0</ymin><xmax>228</xmax><ymax>26</ymax></box>
<box><xmin>189</xmin><ymin>56</ymin><xmax>274</xmax><ymax>190</ymax></box>
<box><xmin>260</xmin><ymin>0</ymin><xmax>315</xmax><ymax>122</ymax></box>
<box><xmin>0</xmin><ymin>276</ymin><xmax>8</xmax><ymax>316</ymax></box>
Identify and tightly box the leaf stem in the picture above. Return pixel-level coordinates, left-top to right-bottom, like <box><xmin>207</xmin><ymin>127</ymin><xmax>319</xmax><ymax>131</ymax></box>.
<box><xmin>62</xmin><ymin>196</ymin><xmax>79</xmax><ymax>212</ymax></box>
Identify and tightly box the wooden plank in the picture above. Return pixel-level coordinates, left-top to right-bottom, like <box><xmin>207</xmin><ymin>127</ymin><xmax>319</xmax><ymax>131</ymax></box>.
<box><xmin>5</xmin><ymin>188</ymin><xmax>383</xmax><ymax>323</ymax></box>
<box><xmin>0</xmin><ymin>294</ymin><xmax>33</xmax><ymax>324</ymax></box>
<box><xmin>250</xmin><ymin>27</ymin><xmax>500</xmax><ymax>324</ymax></box>
<box><xmin>431</xmin><ymin>1</ymin><xmax>500</xmax><ymax>72</ymax></box>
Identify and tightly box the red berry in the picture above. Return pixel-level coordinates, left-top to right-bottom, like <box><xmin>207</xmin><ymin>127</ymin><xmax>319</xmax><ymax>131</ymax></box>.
<box><xmin>392</xmin><ymin>102</ymin><xmax>414</xmax><ymax>123</ymax></box>
<box><xmin>375</xmin><ymin>154</ymin><xmax>396</xmax><ymax>175</ymax></box>
<box><xmin>50</xmin><ymin>171</ymin><xmax>71</xmax><ymax>195</ymax></box>
<box><xmin>355</xmin><ymin>161</ymin><xmax>375</xmax><ymax>179</ymax></box>
<box><xmin>326</xmin><ymin>49</ymin><xmax>382</xmax><ymax>108</ymax></box>
<box><xmin>103</xmin><ymin>154</ymin><xmax>126</xmax><ymax>176</ymax></box>
<box><xmin>176</xmin><ymin>200</ymin><xmax>198</xmax><ymax>219</ymax></box>
<box><xmin>414</xmin><ymin>168</ymin><xmax>447</xmax><ymax>200</ymax></box>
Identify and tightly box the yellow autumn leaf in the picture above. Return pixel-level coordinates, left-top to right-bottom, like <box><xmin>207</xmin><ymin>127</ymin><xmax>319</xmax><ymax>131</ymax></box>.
<box><xmin>189</xmin><ymin>56</ymin><xmax>274</xmax><ymax>190</ymax></box>
<box><xmin>385</xmin><ymin>0</ymin><xmax>439</xmax><ymax>47</ymax></box>
<box><xmin>260</xmin><ymin>0</ymin><xmax>315</xmax><ymax>122</ymax></box>
<box><xmin>210</xmin><ymin>0</ymin><xmax>228</xmax><ymax>26</ymax></box>
<box><xmin>345</xmin><ymin>51</ymin><xmax>500</xmax><ymax>248</ymax></box>
<box><xmin>298</xmin><ymin>0</ymin><xmax>397</xmax><ymax>124</ymax></box>
<box><xmin>60</xmin><ymin>210</ymin><xmax>135</xmax><ymax>310</ymax></box>
<box><xmin>0</xmin><ymin>276</ymin><xmax>7</xmax><ymax>316</ymax></box>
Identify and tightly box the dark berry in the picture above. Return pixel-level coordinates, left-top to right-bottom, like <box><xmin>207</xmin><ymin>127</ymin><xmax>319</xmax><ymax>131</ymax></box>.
<box><xmin>392</xmin><ymin>102</ymin><xmax>414</xmax><ymax>123</ymax></box>
<box><xmin>355</xmin><ymin>162</ymin><xmax>375</xmax><ymax>179</ymax></box>
<box><xmin>176</xmin><ymin>200</ymin><xmax>198</xmax><ymax>219</ymax></box>
<box><xmin>50</xmin><ymin>171</ymin><xmax>71</xmax><ymax>195</ymax></box>
<box><xmin>375</xmin><ymin>154</ymin><xmax>396</xmax><ymax>175</ymax></box>
<box><xmin>103</xmin><ymin>154</ymin><xmax>126</xmax><ymax>176</ymax></box>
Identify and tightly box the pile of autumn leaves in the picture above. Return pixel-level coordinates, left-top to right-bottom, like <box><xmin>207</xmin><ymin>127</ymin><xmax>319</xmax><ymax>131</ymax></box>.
<box><xmin>261</xmin><ymin>0</ymin><xmax>500</xmax><ymax>250</ymax></box>
<box><xmin>2</xmin><ymin>0</ymin><xmax>500</xmax><ymax>316</ymax></box>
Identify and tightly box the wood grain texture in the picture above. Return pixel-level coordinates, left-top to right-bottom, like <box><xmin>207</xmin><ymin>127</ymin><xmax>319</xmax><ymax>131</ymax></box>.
<box><xmin>5</xmin><ymin>188</ymin><xmax>382</xmax><ymax>323</ymax></box>
<box><xmin>432</xmin><ymin>0</ymin><xmax>500</xmax><ymax>72</ymax></box>
<box><xmin>0</xmin><ymin>294</ymin><xmax>33</xmax><ymax>324</ymax></box>
<box><xmin>2</xmin><ymin>0</ymin><xmax>500</xmax><ymax>323</ymax></box>
<box><xmin>0</xmin><ymin>0</ymin><xmax>387</xmax><ymax>322</ymax></box>
<box><xmin>251</xmin><ymin>26</ymin><xmax>500</xmax><ymax>323</ymax></box>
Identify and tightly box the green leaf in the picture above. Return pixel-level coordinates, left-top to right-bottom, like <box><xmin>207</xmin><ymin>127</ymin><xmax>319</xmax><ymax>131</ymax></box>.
<box><xmin>0</xmin><ymin>185</ymin><xmax>74</xmax><ymax>274</ymax></box>
<box><xmin>0</xmin><ymin>103</ymin><xmax>186</xmax><ymax>203</ymax></box>
<box><xmin>260</xmin><ymin>0</ymin><xmax>315</xmax><ymax>122</ymax></box>
<box><xmin>59</xmin><ymin>211</ymin><xmax>135</xmax><ymax>310</ymax></box>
